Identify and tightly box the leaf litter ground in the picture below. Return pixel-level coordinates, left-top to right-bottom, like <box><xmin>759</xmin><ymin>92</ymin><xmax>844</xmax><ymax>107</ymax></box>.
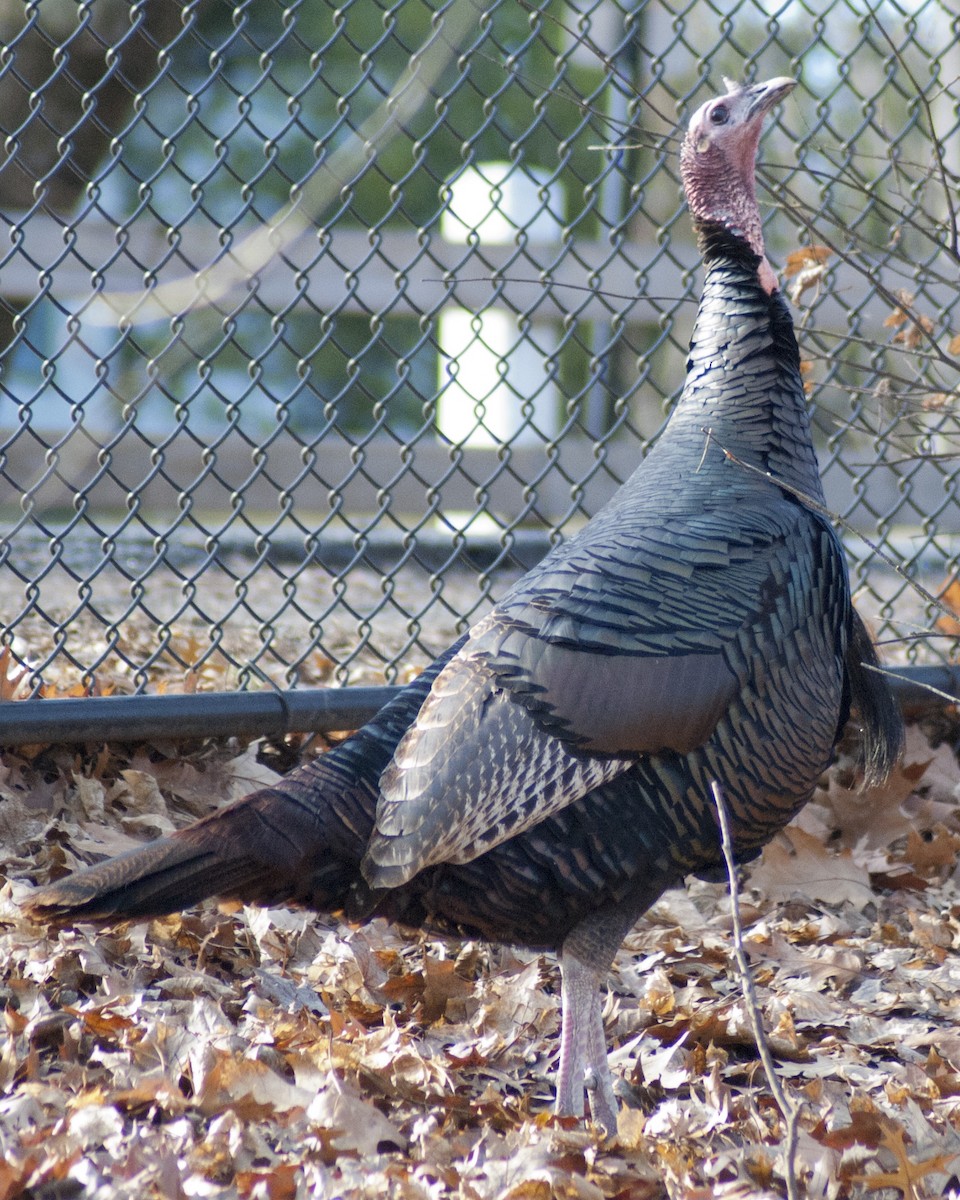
<box><xmin>4</xmin><ymin>611</ymin><xmax>960</xmax><ymax>1197</ymax></box>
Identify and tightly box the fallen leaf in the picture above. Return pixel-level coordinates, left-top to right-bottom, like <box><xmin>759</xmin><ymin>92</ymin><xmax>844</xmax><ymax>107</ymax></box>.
<box><xmin>750</xmin><ymin>826</ymin><xmax>873</xmax><ymax>908</ymax></box>
<box><xmin>850</xmin><ymin>1122</ymin><xmax>955</xmax><ymax>1199</ymax></box>
<box><xmin>937</xmin><ymin>575</ymin><xmax>960</xmax><ymax>637</ymax></box>
<box><xmin>784</xmin><ymin>245</ymin><xmax>832</xmax><ymax>275</ymax></box>
<box><xmin>421</xmin><ymin>956</ymin><xmax>475</xmax><ymax>1023</ymax></box>
<box><xmin>196</xmin><ymin>1054</ymin><xmax>314</xmax><ymax>1118</ymax></box>
<box><xmin>306</xmin><ymin>1080</ymin><xmax>406</xmax><ymax>1154</ymax></box>
<box><xmin>0</xmin><ymin>647</ymin><xmax>29</xmax><ymax>702</ymax></box>
<box><xmin>903</xmin><ymin>825</ymin><xmax>960</xmax><ymax>873</ymax></box>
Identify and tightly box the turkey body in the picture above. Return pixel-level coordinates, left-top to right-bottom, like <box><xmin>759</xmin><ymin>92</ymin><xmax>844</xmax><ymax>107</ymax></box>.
<box><xmin>26</xmin><ymin>79</ymin><xmax>903</xmax><ymax>1134</ymax></box>
<box><xmin>383</xmin><ymin>246</ymin><xmax>860</xmax><ymax>941</ymax></box>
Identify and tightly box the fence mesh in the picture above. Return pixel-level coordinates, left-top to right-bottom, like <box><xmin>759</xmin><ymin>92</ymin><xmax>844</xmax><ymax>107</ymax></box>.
<box><xmin>1</xmin><ymin>0</ymin><xmax>958</xmax><ymax>703</ymax></box>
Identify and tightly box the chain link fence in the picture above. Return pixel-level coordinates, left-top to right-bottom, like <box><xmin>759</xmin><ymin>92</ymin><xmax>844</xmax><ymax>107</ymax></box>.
<box><xmin>1</xmin><ymin>0</ymin><xmax>958</xmax><ymax>724</ymax></box>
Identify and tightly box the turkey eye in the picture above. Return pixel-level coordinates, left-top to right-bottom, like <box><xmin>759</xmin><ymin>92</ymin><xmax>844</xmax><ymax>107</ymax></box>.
<box><xmin>710</xmin><ymin>104</ymin><xmax>729</xmax><ymax>125</ymax></box>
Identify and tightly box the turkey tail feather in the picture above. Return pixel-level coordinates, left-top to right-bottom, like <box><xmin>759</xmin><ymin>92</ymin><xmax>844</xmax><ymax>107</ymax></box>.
<box><xmin>25</xmin><ymin>643</ymin><xmax>464</xmax><ymax>926</ymax></box>
<box><xmin>846</xmin><ymin>609</ymin><xmax>905</xmax><ymax>789</ymax></box>
<box><xmin>26</xmin><ymin>831</ymin><xmax>228</xmax><ymax>923</ymax></box>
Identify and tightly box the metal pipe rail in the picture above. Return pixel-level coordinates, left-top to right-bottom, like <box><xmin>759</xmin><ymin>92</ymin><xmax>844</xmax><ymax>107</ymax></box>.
<box><xmin>0</xmin><ymin>686</ymin><xmax>398</xmax><ymax>747</ymax></box>
<box><xmin>0</xmin><ymin>666</ymin><xmax>954</xmax><ymax>747</ymax></box>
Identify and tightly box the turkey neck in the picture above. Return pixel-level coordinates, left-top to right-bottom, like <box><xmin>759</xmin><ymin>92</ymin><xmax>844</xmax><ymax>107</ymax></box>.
<box><xmin>652</xmin><ymin>222</ymin><xmax>825</xmax><ymax>509</ymax></box>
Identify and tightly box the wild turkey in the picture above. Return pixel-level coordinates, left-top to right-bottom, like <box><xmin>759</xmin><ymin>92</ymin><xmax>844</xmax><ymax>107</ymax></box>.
<box><xmin>25</xmin><ymin>77</ymin><xmax>903</xmax><ymax>1134</ymax></box>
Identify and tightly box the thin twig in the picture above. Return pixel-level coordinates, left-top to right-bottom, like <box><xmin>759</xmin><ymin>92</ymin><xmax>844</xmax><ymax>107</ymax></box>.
<box><xmin>701</xmin><ymin>428</ymin><xmax>953</xmax><ymax>624</ymax></box>
<box><xmin>776</xmin><ymin>155</ymin><xmax>959</xmax><ymax>284</ymax></box>
<box><xmin>799</xmin><ymin>326</ymin><xmax>948</xmax><ymax>370</ymax></box>
<box><xmin>860</xmin><ymin>451</ymin><xmax>960</xmax><ymax>467</ymax></box>
<box><xmin>770</xmin><ymin>174</ymin><xmax>960</xmax><ymax>374</ymax></box>
<box><xmin>710</xmin><ymin>780</ymin><xmax>803</xmax><ymax>1200</ymax></box>
<box><xmin>865</xmin><ymin>4</ymin><xmax>959</xmax><ymax>261</ymax></box>
<box><xmin>422</xmin><ymin>276</ymin><xmax>695</xmax><ymax>305</ymax></box>
<box><xmin>465</xmin><ymin>44</ymin><xmax>666</xmax><ymax>147</ymax></box>
<box><xmin>862</xmin><ymin>662</ymin><xmax>960</xmax><ymax>706</ymax></box>
<box><xmin>515</xmin><ymin>0</ymin><xmax>680</xmax><ymax>135</ymax></box>
<box><xmin>877</xmin><ymin>632</ymin><xmax>960</xmax><ymax>644</ymax></box>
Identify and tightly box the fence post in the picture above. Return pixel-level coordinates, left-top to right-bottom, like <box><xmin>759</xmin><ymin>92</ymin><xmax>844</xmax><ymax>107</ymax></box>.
<box><xmin>437</xmin><ymin>162</ymin><xmax>563</xmax><ymax>448</ymax></box>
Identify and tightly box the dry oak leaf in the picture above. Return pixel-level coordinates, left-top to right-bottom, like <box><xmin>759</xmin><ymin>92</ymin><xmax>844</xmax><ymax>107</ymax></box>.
<box><xmin>784</xmin><ymin>245</ymin><xmax>833</xmax><ymax>276</ymax></box>
<box><xmin>784</xmin><ymin>244</ymin><xmax>832</xmax><ymax>304</ymax></box>
<box><xmin>815</xmin><ymin>724</ymin><xmax>958</xmax><ymax>855</ymax></box>
<box><xmin>936</xmin><ymin>574</ymin><xmax>960</xmax><ymax>637</ymax></box>
<box><xmin>195</xmin><ymin>1053</ymin><xmax>314</xmax><ymax>1119</ymax></box>
<box><xmin>234</xmin><ymin>1165</ymin><xmax>299</xmax><ymax>1200</ymax></box>
<box><xmin>306</xmin><ymin>1079</ymin><xmax>406</xmax><ymax>1155</ymax></box>
<box><xmin>904</xmin><ymin>825</ymin><xmax>960</xmax><ymax>873</ymax></box>
<box><xmin>0</xmin><ymin>646</ymin><xmax>29</xmax><ymax>701</ymax></box>
<box><xmin>849</xmin><ymin>1122</ymin><xmax>955</xmax><ymax>1200</ymax></box>
<box><xmin>884</xmin><ymin>289</ymin><xmax>936</xmax><ymax>349</ymax></box>
<box><xmin>378</xmin><ymin>955</ymin><xmax>474</xmax><ymax>1023</ymax></box>
<box><xmin>884</xmin><ymin>289</ymin><xmax>916</xmax><ymax>329</ymax></box>
<box><xmin>421</xmin><ymin>956</ymin><xmax>475</xmax><ymax>1023</ymax></box>
<box><xmin>749</xmin><ymin>826</ymin><xmax>873</xmax><ymax>909</ymax></box>
<box><xmin>893</xmin><ymin>315</ymin><xmax>935</xmax><ymax>348</ymax></box>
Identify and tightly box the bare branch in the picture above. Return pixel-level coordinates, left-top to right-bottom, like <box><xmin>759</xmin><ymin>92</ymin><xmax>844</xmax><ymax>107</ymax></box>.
<box><xmin>702</xmin><ymin>429</ymin><xmax>955</xmax><ymax>623</ymax></box>
<box><xmin>865</xmin><ymin>4</ymin><xmax>960</xmax><ymax>260</ymax></box>
<box><xmin>710</xmin><ymin>780</ymin><xmax>803</xmax><ymax>1200</ymax></box>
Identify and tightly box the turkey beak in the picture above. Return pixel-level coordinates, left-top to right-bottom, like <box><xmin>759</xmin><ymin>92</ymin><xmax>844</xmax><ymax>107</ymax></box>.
<box><xmin>744</xmin><ymin>77</ymin><xmax>796</xmax><ymax>120</ymax></box>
